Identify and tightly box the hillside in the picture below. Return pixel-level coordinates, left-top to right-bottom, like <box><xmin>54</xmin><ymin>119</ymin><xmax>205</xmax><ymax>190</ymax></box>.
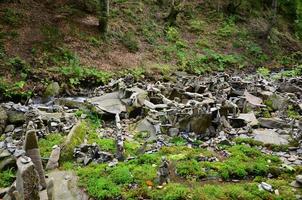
<box><xmin>0</xmin><ymin>0</ymin><xmax>301</xmax><ymax>100</ymax></box>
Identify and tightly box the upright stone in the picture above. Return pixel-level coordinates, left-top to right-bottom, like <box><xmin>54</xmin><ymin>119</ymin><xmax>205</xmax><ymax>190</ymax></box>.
<box><xmin>46</xmin><ymin>146</ymin><xmax>61</xmax><ymax>170</ymax></box>
<box><xmin>47</xmin><ymin>178</ymin><xmax>55</xmax><ymax>200</ymax></box>
<box><xmin>24</xmin><ymin>130</ymin><xmax>47</xmax><ymax>189</ymax></box>
<box><xmin>16</xmin><ymin>156</ymin><xmax>40</xmax><ymax>200</ymax></box>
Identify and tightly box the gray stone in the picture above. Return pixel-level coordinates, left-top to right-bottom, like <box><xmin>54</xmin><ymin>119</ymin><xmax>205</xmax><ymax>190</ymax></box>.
<box><xmin>47</xmin><ymin>179</ymin><xmax>54</xmax><ymax>200</ymax></box>
<box><xmin>7</xmin><ymin>111</ymin><xmax>26</xmax><ymax>125</ymax></box>
<box><xmin>46</xmin><ymin>146</ymin><xmax>61</xmax><ymax>170</ymax></box>
<box><xmin>237</xmin><ymin>112</ymin><xmax>259</xmax><ymax>126</ymax></box>
<box><xmin>290</xmin><ymin>181</ymin><xmax>301</xmax><ymax>188</ymax></box>
<box><xmin>259</xmin><ymin>182</ymin><xmax>273</xmax><ymax>192</ymax></box>
<box><xmin>0</xmin><ymin>149</ymin><xmax>11</xmax><ymax>158</ymax></box>
<box><xmin>296</xmin><ymin>175</ymin><xmax>302</xmax><ymax>184</ymax></box>
<box><xmin>168</xmin><ymin>128</ymin><xmax>179</xmax><ymax>137</ymax></box>
<box><xmin>88</xmin><ymin>92</ymin><xmax>126</xmax><ymax>114</ymax></box>
<box><xmin>253</xmin><ymin>129</ymin><xmax>289</xmax><ymax>145</ymax></box>
<box><xmin>4</xmin><ymin>124</ymin><xmax>14</xmax><ymax>133</ymax></box>
<box><xmin>0</xmin><ymin>156</ymin><xmax>16</xmax><ymax>171</ymax></box>
<box><xmin>16</xmin><ymin>156</ymin><xmax>40</xmax><ymax>200</ymax></box>
<box><xmin>244</xmin><ymin>90</ymin><xmax>264</xmax><ymax>107</ymax></box>
<box><xmin>258</xmin><ymin>118</ymin><xmax>290</xmax><ymax>129</ymax></box>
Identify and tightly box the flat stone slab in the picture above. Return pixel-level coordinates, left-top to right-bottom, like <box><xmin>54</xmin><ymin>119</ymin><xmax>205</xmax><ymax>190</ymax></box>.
<box><xmin>253</xmin><ymin>129</ymin><xmax>289</xmax><ymax>145</ymax></box>
<box><xmin>40</xmin><ymin>170</ymin><xmax>88</xmax><ymax>200</ymax></box>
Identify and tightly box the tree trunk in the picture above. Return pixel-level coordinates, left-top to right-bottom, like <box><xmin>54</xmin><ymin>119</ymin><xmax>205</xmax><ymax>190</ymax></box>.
<box><xmin>99</xmin><ymin>0</ymin><xmax>109</xmax><ymax>34</ymax></box>
<box><xmin>165</xmin><ymin>0</ymin><xmax>182</xmax><ymax>26</ymax></box>
<box><xmin>263</xmin><ymin>0</ymin><xmax>277</xmax><ymax>39</ymax></box>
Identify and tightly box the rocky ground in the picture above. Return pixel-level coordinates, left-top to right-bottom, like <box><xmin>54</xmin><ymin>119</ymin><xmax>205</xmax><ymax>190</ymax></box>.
<box><xmin>0</xmin><ymin>71</ymin><xmax>302</xmax><ymax>200</ymax></box>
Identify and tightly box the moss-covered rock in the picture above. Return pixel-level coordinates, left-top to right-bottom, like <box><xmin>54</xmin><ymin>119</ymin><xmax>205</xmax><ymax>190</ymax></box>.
<box><xmin>61</xmin><ymin>121</ymin><xmax>88</xmax><ymax>161</ymax></box>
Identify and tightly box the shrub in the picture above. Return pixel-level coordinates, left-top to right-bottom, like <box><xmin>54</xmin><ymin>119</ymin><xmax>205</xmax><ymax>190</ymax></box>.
<box><xmin>176</xmin><ymin>159</ymin><xmax>206</xmax><ymax>178</ymax></box>
<box><xmin>109</xmin><ymin>166</ymin><xmax>134</xmax><ymax>184</ymax></box>
<box><xmin>121</xmin><ymin>32</ymin><xmax>139</xmax><ymax>52</ymax></box>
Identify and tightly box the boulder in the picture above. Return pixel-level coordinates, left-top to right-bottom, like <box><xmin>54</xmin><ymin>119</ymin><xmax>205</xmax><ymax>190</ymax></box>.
<box><xmin>258</xmin><ymin>118</ymin><xmax>290</xmax><ymax>129</ymax></box>
<box><xmin>88</xmin><ymin>92</ymin><xmax>126</xmax><ymax>114</ymax></box>
<box><xmin>253</xmin><ymin>129</ymin><xmax>289</xmax><ymax>145</ymax></box>
<box><xmin>237</xmin><ymin>112</ymin><xmax>259</xmax><ymax>126</ymax></box>
<box><xmin>44</xmin><ymin>82</ymin><xmax>60</xmax><ymax>99</ymax></box>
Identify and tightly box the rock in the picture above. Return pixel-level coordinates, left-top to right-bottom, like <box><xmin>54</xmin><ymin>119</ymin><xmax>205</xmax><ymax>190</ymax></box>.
<box><xmin>296</xmin><ymin>175</ymin><xmax>302</xmax><ymax>184</ymax></box>
<box><xmin>268</xmin><ymin>94</ymin><xmax>288</xmax><ymax>111</ymax></box>
<box><xmin>237</xmin><ymin>112</ymin><xmax>259</xmax><ymax>126</ymax></box>
<box><xmin>258</xmin><ymin>118</ymin><xmax>290</xmax><ymax>129</ymax></box>
<box><xmin>0</xmin><ymin>187</ymin><xmax>9</xmax><ymax>198</ymax></box>
<box><xmin>253</xmin><ymin>129</ymin><xmax>289</xmax><ymax>145</ymax></box>
<box><xmin>47</xmin><ymin>179</ymin><xmax>54</xmax><ymax>200</ymax></box>
<box><xmin>46</xmin><ymin>146</ymin><xmax>61</xmax><ymax>170</ymax></box>
<box><xmin>258</xmin><ymin>182</ymin><xmax>273</xmax><ymax>192</ymax></box>
<box><xmin>179</xmin><ymin>114</ymin><xmax>212</xmax><ymax>135</ymax></box>
<box><xmin>0</xmin><ymin>149</ymin><xmax>11</xmax><ymax>158</ymax></box>
<box><xmin>168</xmin><ymin>128</ymin><xmax>179</xmax><ymax>137</ymax></box>
<box><xmin>44</xmin><ymin>82</ymin><xmax>60</xmax><ymax>99</ymax></box>
<box><xmin>244</xmin><ymin>90</ymin><xmax>264</xmax><ymax>107</ymax></box>
<box><xmin>0</xmin><ymin>106</ymin><xmax>8</xmax><ymax>134</ymax></box>
<box><xmin>16</xmin><ymin>156</ymin><xmax>40</xmax><ymax>200</ymax></box>
<box><xmin>7</xmin><ymin>111</ymin><xmax>26</xmax><ymax>125</ymax></box>
<box><xmin>290</xmin><ymin>180</ymin><xmax>301</xmax><ymax>188</ymax></box>
<box><xmin>134</xmin><ymin>118</ymin><xmax>159</xmax><ymax>139</ymax></box>
<box><xmin>62</xmin><ymin>121</ymin><xmax>87</xmax><ymax>161</ymax></box>
<box><xmin>0</xmin><ymin>156</ymin><xmax>16</xmax><ymax>171</ymax></box>
<box><xmin>4</xmin><ymin>124</ymin><xmax>15</xmax><ymax>133</ymax></box>
<box><xmin>88</xmin><ymin>92</ymin><xmax>126</xmax><ymax>114</ymax></box>
<box><xmin>24</xmin><ymin>130</ymin><xmax>47</xmax><ymax>189</ymax></box>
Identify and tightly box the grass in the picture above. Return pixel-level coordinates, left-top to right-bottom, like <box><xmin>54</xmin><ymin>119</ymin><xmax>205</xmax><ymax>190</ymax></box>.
<box><xmin>0</xmin><ymin>168</ymin><xmax>15</xmax><ymax>188</ymax></box>
<box><xmin>38</xmin><ymin>133</ymin><xmax>64</xmax><ymax>158</ymax></box>
<box><xmin>76</xmin><ymin>141</ymin><xmax>301</xmax><ymax>199</ymax></box>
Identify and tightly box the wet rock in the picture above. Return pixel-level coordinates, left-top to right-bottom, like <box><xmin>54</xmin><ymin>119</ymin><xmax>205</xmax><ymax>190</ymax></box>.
<box><xmin>297</xmin><ymin>175</ymin><xmax>302</xmax><ymax>184</ymax></box>
<box><xmin>46</xmin><ymin>146</ymin><xmax>61</xmax><ymax>170</ymax></box>
<box><xmin>258</xmin><ymin>118</ymin><xmax>290</xmax><ymax>129</ymax></box>
<box><xmin>253</xmin><ymin>129</ymin><xmax>289</xmax><ymax>145</ymax></box>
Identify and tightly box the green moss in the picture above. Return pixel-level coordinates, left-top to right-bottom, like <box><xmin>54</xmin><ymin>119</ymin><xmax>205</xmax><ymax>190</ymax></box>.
<box><xmin>150</xmin><ymin>183</ymin><xmax>190</xmax><ymax>200</ymax></box>
<box><xmin>234</xmin><ymin>137</ymin><xmax>264</xmax><ymax>147</ymax></box>
<box><xmin>0</xmin><ymin>168</ymin><xmax>15</xmax><ymax>188</ymax></box>
<box><xmin>61</xmin><ymin>121</ymin><xmax>88</xmax><ymax>161</ymax></box>
<box><xmin>176</xmin><ymin>159</ymin><xmax>206</xmax><ymax>179</ymax></box>
<box><xmin>108</xmin><ymin>165</ymin><xmax>134</xmax><ymax>184</ymax></box>
<box><xmin>39</xmin><ymin>133</ymin><xmax>64</xmax><ymax>158</ymax></box>
<box><xmin>170</xmin><ymin>136</ymin><xmax>187</xmax><ymax>146</ymax></box>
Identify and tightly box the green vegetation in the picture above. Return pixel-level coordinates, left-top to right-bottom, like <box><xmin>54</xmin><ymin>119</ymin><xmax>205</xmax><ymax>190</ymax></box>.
<box><xmin>39</xmin><ymin>133</ymin><xmax>64</xmax><ymax>158</ymax></box>
<box><xmin>61</xmin><ymin>121</ymin><xmax>89</xmax><ymax>161</ymax></box>
<box><xmin>0</xmin><ymin>169</ymin><xmax>15</xmax><ymax>188</ymax></box>
<box><xmin>76</xmin><ymin>143</ymin><xmax>300</xmax><ymax>199</ymax></box>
